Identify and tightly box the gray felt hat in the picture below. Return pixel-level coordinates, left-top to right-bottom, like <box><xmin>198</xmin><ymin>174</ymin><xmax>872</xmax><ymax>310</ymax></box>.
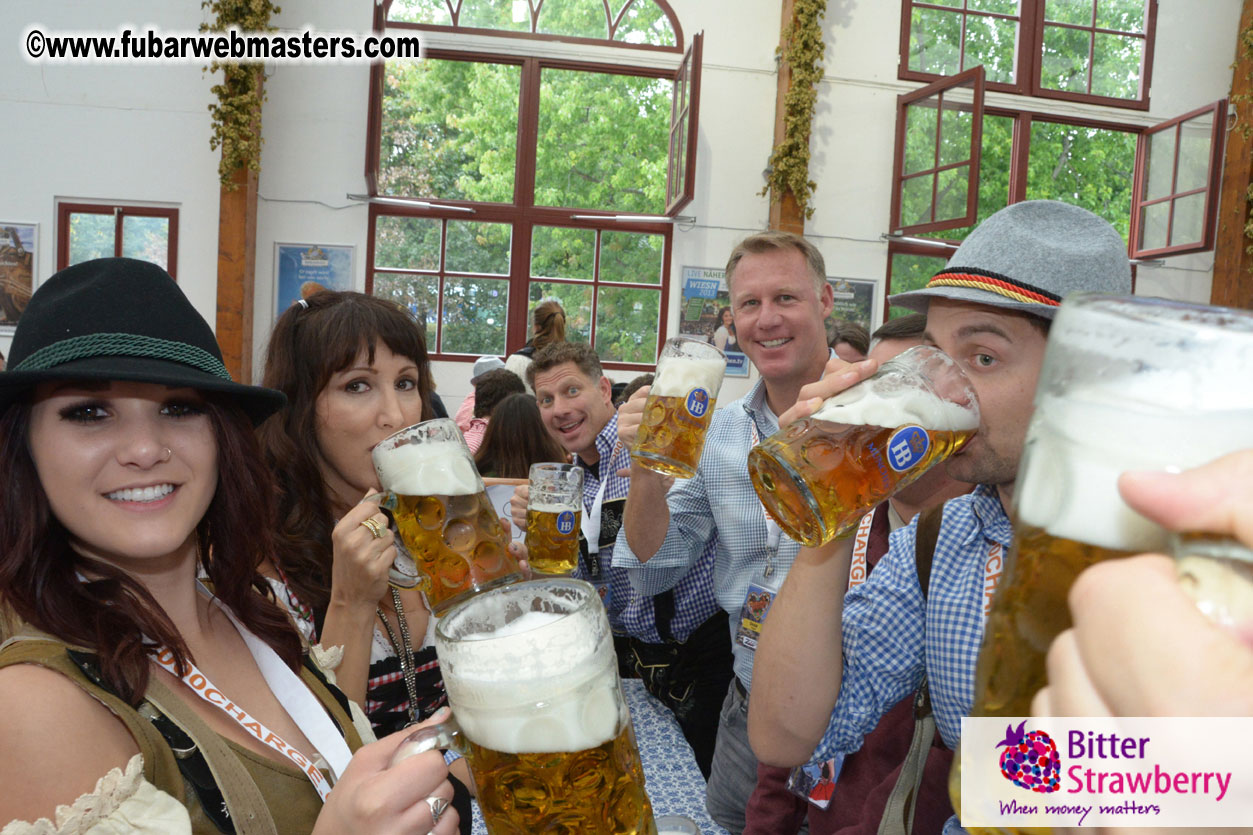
<box><xmin>889</xmin><ymin>200</ymin><xmax>1132</xmax><ymax>320</ymax></box>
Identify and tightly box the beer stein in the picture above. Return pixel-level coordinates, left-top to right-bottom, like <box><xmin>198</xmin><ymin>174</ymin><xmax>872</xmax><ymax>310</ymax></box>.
<box><xmin>371</xmin><ymin>418</ymin><xmax>522</xmax><ymax>615</ymax></box>
<box><xmin>954</xmin><ymin>296</ymin><xmax>1253</xmax><ymax>833</ymax></box>
<box><xmin>748</xmin><ymin>345</ymin><xmax>979</xmax><ymax>547</ymax></box>
<box><xmin>393</xmin><ymin>578</ymin><xmax>658</xmax><ymax>835</ymax></box>
<box><xmin>631</xmin><ymin>337</ymin><xmax>726</xmax><ymax>478</ymax></box>
<box><xmin>525</xmin><ymin>462</ymin><xmax>584</xmax><ymax>575</ymax></box>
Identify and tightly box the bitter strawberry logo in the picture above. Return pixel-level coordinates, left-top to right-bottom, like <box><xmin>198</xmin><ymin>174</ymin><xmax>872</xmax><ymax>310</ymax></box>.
<box><xmin>997</xmin><ymin>721</ymin><xmax>1061</xmax><ymax>793</ymax></box>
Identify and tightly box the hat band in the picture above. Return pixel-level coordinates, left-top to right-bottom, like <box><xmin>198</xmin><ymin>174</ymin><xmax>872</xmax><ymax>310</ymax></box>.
<box><xmin>13</xmin><ymin>333</ymin><xmax>233</xmax><ymax>381</ymax></box>
<box><xmin>926</xmin><ymin>268</ymin><xmax>1061</xmax><ymax>308</ymax></box>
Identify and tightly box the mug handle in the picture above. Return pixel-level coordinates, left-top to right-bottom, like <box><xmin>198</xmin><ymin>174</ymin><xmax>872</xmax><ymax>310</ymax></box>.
<box><xmin>366</xmin><ymin>491</ymin><xmax>422</xmax><ymax>591</ymax></box>
<box><xmin>391</xmin><ymin>720</ymin><xmax>467</xmax><ymax>767</ymax></box>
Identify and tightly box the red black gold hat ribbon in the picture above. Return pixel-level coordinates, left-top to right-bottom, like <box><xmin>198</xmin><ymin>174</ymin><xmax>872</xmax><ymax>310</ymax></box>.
<box><xmin>926</xmin><ymin>267</ymin><xmax>1061</xmax><ymax>307</ymax></box>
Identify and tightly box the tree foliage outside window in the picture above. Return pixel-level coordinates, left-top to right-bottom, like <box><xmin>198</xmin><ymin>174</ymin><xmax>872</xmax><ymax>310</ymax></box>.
<box><xmin>387</xmin><ymin>0</ymin><xmax>677</xmax><ymax>47</ymax></box>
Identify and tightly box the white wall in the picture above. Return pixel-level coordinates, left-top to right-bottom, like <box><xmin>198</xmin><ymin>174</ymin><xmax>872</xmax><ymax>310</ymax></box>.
<box><xmin>3</xmin><ymin>1</ymin><xmax>1243</xmax><ymax>398</ymax></box>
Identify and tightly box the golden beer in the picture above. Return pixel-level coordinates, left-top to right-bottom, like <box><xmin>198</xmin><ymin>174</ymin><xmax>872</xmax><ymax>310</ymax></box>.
<box><xmin>631</xmin><ymin>337</ymin><xmax>726</xmax><ymax>479</ymax></box>
<box><xmin>750</xmin><ymin>419</ymin><xmax>975</xmax><ymax>547</ymax></box>
<box><xmin>526</xmin><ymin>504</ymin><xmax>582</xmax><ymax>575</ymax></box>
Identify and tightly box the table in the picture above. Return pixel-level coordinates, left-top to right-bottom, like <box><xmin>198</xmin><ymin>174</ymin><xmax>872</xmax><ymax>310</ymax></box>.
<box><xmin>470</xmin><ymin>677</ymin><xmax>729</xmax><ymax>834</ymax></box>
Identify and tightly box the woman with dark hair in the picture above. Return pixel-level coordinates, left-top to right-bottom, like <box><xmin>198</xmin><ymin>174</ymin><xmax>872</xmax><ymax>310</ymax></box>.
<box><xmin>474</xmin><ymin>392</ymin><xmax>569</xmax><ymax>479</ymax></box>
<box><xmin>504</xmin><ymin>298</ymin><xmax>566</xmax><ymax>391</ymax></box>
<box><xmin>712</xmin><ymin>306</ymin><xmax>738</xmax><ymax>353</ymax></box>
<box><xmin>0</xmin><ymin>259</ymin><xmax>456</xmax><ymax>833</ymax></box>
<box><xmin>258</xmin><ymin>290</ymin><xmax>492</xmax><ymax>832</ymax></box>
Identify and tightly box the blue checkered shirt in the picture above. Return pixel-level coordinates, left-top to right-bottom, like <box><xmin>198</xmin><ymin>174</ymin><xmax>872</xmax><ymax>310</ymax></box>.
<box><xmin>613</xmin><ymin>378</ymin><xmax>801</xmax><ymax>689</ymax></box>
<box><xmin>812</xmin><ymin>484</ymin><xmax>1012</xmax><ymax>835</ymax></box>
<box><xmin>576</xmin><ymin>413</ymin><xmax>720</xmax><ymax>644</ymax></box>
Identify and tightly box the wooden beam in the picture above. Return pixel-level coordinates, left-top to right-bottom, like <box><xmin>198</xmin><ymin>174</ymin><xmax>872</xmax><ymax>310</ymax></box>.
<box><xmin>768</xmin><ymin>0</ymin><xmax>806</xmax><ymax>234</ymax></box>
<box><xmin>1212</xmin><ymin>0</ymin><xmax>1253</xmax><ymax>309</ymax></box>
<box><xmin>215</xmin><ymin>163</ymin><xmax>258</xmax><ymax>383</ymax></box>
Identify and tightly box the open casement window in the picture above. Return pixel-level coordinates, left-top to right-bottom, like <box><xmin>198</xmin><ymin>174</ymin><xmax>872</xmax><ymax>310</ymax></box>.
<box><xmin>891</xmin><ymin>66</ymin><xmax>985</xmax><ymax>236</ymax></box>
<box><xmin>665</xmin><ymin>34</ymin><xmax>701</xmax><ymax>214</ymax></box>
<box><xmin>900</xmin><ymin>0</ymin><xmax>1157</xmax><ymax>111</ymax></box>
<box><xmin>1130</xmin><ymin>100</ymin><xmax>1226</xmax><ymax>259</ymax></box>
<box><xmin>56</xmin><ymin>202</ymin><xmax>178</xmax><ymax>278</ymax></box>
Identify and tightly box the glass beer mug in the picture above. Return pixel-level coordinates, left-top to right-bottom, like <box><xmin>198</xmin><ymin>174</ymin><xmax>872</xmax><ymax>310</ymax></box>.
<box><xmin>525</xmin><ymin>462</ymin><xmax>584</xmax><ymax>575</ymax></box>
<box><xmin>371</xmin><ymin>418</ymin><xmax>522</xmax><ymax>615</ymax></box>
<box><xmin>749</xmin><ymin>345</ymin><xmax>980</xmax><ymax>547</ymax></box>
<box><xmin>953</xmin><ymin>296</ymin><xmax>1253</xmax><ymax>834</ymax></box>
<box><xmin>393</xmin><ymin>578</ymin><xmax>658</xmax><ymax>835</ymax></box>
<box><xmin>631</xmin><ymin>337</ymin><xmax>727</xmax><ymax>479</ymax></box>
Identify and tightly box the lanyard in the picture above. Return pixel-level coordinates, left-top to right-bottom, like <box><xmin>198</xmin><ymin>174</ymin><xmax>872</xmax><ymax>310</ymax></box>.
<box><xmin>847</xmin><ymin>509</ymin><xmax>878</xmax><ymax>589</ymax></box>
<box><xmin>981</xmin><ymin>542</ymin><xmax>1004</xmax><ymax>624</ymax></box>
<box><xmin>151</xmin><ymin>584</ymin><xmax>354</xmax><ymax>802</ymax></box>
<box><xmin>580</xmin><ymin>441</ymin><xmax>621</xmax><ymax>558</ymax></box>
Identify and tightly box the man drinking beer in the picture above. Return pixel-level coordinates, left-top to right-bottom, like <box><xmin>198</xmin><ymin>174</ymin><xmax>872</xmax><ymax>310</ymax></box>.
<box><xmin>746</xmin><ymin>201</ymin><xmax>1131</xmax><ymax>835</ymax></box>
<box><xmin>509</xmin><ymin>341</ymin><xmax>732</xmax><ymax>778</ymax></box>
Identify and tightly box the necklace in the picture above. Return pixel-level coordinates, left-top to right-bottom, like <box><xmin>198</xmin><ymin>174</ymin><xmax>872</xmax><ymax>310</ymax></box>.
<box><xmin>377</xmin><ymin>587</ymin><xmax>421</xmax><ymax>725</ymax></box>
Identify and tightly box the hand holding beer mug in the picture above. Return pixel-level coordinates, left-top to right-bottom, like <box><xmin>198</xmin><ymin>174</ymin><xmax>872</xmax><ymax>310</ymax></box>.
<box><xmin>525</xmin><ymin>462</ymin><xmax>584</xmax><ymax>575</ymax></box>
<box><xmin>954</xmin><ymin>296</ymin><xmax>1253</xmax><ymax>834</ymax></box>
<box><xmin>371</xmin><ymin>418</ymin><xmax>522</xmax><ymax>615</ymax></box>
<box><xmin>391</xmin><ymin>578</ymin><xmax>658</xmax><ymax>834</ymax></box>
<box><xmin>749</xmin><ymin>346</ymin><xmax>979</xmax><ymax>547</ymax></box>
<box><xmin>631</xmin><ymin>337</ymin><xmax>726</xmax><ymax>479</ymax></box>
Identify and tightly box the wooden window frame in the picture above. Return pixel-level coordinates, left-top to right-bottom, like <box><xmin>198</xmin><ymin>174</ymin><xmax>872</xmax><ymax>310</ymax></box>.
<box><xmin>899</xmin><ymin>0</ymin><xmax>1158</xmax><ymax>112</ymax></box>
<box><xmin>56</xmin><ymin>202</ymin><xmax>179</xmax><ymax>279</ymax></box>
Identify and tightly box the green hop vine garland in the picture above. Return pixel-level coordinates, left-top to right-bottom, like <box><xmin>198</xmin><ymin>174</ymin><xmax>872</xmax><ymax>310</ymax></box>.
<box><xmin>761</xmin><ymin>0</ymin><xmax>827</xmax><ymax>219</ymax></box>
<box><xmin>201</xmin><ymin>0</ymin><xmax>280</xmax><ymax>188</ymax></box>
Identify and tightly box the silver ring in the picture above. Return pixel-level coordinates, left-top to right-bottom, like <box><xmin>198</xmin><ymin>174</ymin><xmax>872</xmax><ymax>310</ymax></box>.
<box><xmin>424</xmin><ymin>794</ymin><xmax>449</xmax><ymax>826</ymax></box>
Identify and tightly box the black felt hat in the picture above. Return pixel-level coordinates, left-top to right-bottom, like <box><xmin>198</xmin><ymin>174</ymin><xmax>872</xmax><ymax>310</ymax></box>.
<box><xmin>0</xmin><ymin>258</ymin><xmax>286</xmax><ymax>424</ymax></box>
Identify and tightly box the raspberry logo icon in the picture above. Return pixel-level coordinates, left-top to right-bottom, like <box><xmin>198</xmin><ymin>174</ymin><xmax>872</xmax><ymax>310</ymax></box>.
<box><xmin>996</xmin><ymin>721</ymin><xmax>1061</xmax><ymax>793</ymax></box>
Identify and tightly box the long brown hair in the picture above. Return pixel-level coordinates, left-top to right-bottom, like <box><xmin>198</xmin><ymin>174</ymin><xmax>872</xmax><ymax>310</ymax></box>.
<box><xmin>474</xmin><ymin>393</ymin><xmax>569</xmax><ymax>479</ymax></box>
<box><xmin>531</xmin><ymin>299</ymin><xmax>567</xmax><ymax>351</ymax></box>
<box><xmin>258</xmin><ymin>291</ymin><xmax>434</xmax><ymax>624</ymax></box>
<box><xmin>0</xmin><ymin>395</ymin><xmax>300</xmax><ymax>706</ymax></box>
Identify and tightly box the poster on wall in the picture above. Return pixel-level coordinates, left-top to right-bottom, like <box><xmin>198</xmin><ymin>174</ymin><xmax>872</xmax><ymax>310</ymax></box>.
<box><xmin>0</xmin><ymin>222</ymin><xmax>37</xmax><ymax>332</ymax></box>
<box><xmin>678</xmin><ymin>266</ymin><xmax>749</xmax><ymax>378</ymax></box>
<box><xmin>825</xmin><ymin>277</ymin><xmax>877</xmax><ymax>335</ymax></box>
<box><xmin>274</xmin><ymin>243</ymin><xmax>354</xmax><ymax>319</ymax></box>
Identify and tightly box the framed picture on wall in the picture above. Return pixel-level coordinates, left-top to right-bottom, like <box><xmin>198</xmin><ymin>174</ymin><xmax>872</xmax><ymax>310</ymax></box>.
<box><xmin>825</xmin><ymin>276</ymin><xmax>878</xmax><ymax>334</ymax></box>
<box><xmin>0</xmin><ymin>222</ymin><xmax>37</xmax><ymax>333</ymax></box>
<box><xmin>678</xmin><ymin>265</ymin><xmax>750</xmax><ymax>378</ymax></box>
<box><xmin>274</xmin><ymin>242</ymin><xmax>355</xmax><ymax>319</ymax></box>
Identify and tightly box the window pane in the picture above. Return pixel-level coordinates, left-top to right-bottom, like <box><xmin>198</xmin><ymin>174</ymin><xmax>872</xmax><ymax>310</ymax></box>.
<box><xmin>379</xmin><ymin>59</ymin><xmax>520</xmax><ymax>202</ymax></box>
<box><xmin>535</xmin><ymin>69</ymin><xmax>671</xmax><ymax>213</ymax></box>
<box><xmin>1091</xmin><ymin>32</ymin><xmax>1142</xmax><ymax>99</ymax></box>
<box><xmin>446</xmin><ymin>221</ymin><xmax>511</xmax><ymax>274</ymax></box>
<box><xmin>936</xmin><ymin>165</ymin><xmax>972</xmax><ymax>219</ymax></box>
<box><xmin>1045</xmin><ymin>0</ymin><xmax>1094</xmax><ymax>25</ymax></box>
<box><xmin>975</xmin><ymin>114</ymin><xmax>1014</xmax><ymax>224</ymax></box>
<box><xmin>529</xmin><ymin>282</ymin><xmax>593</xmax><ymax>343</ymax></box>
<box><xmin>613</xmin><ymin>0</ymin><xmax>677</xmax><ymax>47</ymax></box>
<box><xmin>1143</xmin><ymin>126</ymin><xmax>1176</xmax><ymax>201</ymax></box>
<box><xmin>121</xmin><ymin>215</ymin><xmax>170</xmax><ymax>270</ymax></box>
<box><xmin>595</xmin><ymin>286</ymin><xmax>660</xmax><ymax>364</ymax></box>
<box><xmin>888</xmin><ymin>252</ymin><xmax>948</xmax><ymax>319</ymax></box>
<box><xmin>1040</xmin><ymin>24</ymin><xmax>1092</xmax><ymax>93</ymax></box>
<box><xmin>531</xmin><ymin>226</ymin><xmax>595</xmax><ymax>280</ymax></box>
<box><xmin>374</xmin><ymin>272</ymin><xmax>439</xmax><ymax>351</ymax></box>
<box><xmin>600</xmin><ymin>230</ymin><xmax>663</xmax><ymax>285</ymax></box>
<box><xmin>901</xmin><ymin>173</ymin><xmax>937</xmax><ymax>227</ymax></box>
<box><xmin>968</xmin><ymin>0</ymin><xmax>1019</xmax><ymax>13</ymax></box>
<box><xmin>441</xmin><ymin>277</ymin><xmax>509</xmax><ymax>354</ymax></box>
<box><xmin>68</xmin><ymin>213</ymin><xmax>115</xmax><ymax>265</ymax></box>
<box><xmin>938</xmin><ymin>97</ymin><xmax>974</xmax><ymax>168</ymax></box>
<box><xmin>963</xmin><ymin>14</ymin><xmax>1017</xmax><ymax>84</ymax></box>
<box><xmin>1026</xmin><ymin>121</ymin><xmax>1136</xmax><ymax>241</ymax></box>
<box><xmin>904</xmin><ymin>102</ymin><xmax>939</xmax><ymax>175</ymax></box>
<box><xmin>925</xmin><ymin>0</ymin><xmax>963</xmax><ymax>7</ymax></box>
<box><xmin>1177</xmin><ymin>113</ymin><xmax>1216</xmax><ymax>193</ymax></box>
<box><xmin>375</xmin><ymin>216</ymin><xmax>441</xmax><ymax>270</ymax></box>
<box><xmin>458</xmin><ymin>0</ymin><xmax>530</xmax><ymax>32</ymax></box>
<box><xmin>1139</xmin><ymin>201</ymin><xmax>1169</xmax><ymax>251</ymax></box>
<box><xmin>1096</xmin><ymin>0</ymin><xmax>1148</xmax><ymax>33</ymax></box>
<box><xmin>537</xmin><ymin>0</ymin><xmax>609</xmax><ymax>39</ymax></box>
<box><xmin>388</xmin><ymin>0</ymin><xmax>453</xmax><ymax>25</ymax></box>
<box><xmin>909</xmin><ymin>7</ymin><xmax>962</xmax><ymax>76</ymax></box>
<box><xmin>1170</xmin><ymin>193</ymin><xmax>1206</xmax><ymax>248</ymax></box>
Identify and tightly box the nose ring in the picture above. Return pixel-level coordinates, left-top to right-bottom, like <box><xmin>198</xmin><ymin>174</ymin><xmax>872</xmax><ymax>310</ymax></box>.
<box><xmin>160</xmin><ymin>447</ymin><xmax>172</xmax><ymax>463</ymax></box>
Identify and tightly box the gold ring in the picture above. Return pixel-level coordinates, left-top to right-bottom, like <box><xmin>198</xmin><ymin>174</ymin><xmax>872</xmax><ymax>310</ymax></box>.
<box><xmin>424</xmin><ymin>794</ymin><xmax>449</xmax><ymax>825</ymax></box>
<box><xmin>360</xmin><ymin>518</ymin><xmax>385</xmax><ymax>539</ymax></box>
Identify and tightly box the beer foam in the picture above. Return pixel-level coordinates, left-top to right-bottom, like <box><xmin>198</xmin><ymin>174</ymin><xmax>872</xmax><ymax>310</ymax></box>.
<box><xmin>529</xmin><ymin>501</ymin><xmax>581</xmax><ymax>514</ymax></box>
<box><xmin>651</xmin><ymin>356</ymin><xmax>725</xmax><ymax>398</ymax></box>
<box><xmin>1016</xmin><ymin>380</ymin><xmax>1253</xmax><ymax>551</ymax></box>
<box><xmin>373</xmin><ymin>436</ymin><xmax>480</xmax><ymax>496</ymax></box>
<box><xmin>810</xmin><ymin>386</ymin><xmax>978</xmax><ymax>432</ymax></box>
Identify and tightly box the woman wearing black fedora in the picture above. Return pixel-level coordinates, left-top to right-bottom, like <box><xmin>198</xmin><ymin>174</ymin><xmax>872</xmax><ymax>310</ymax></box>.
<box><xmin>0</xmin><ymin>259</ymin><xmax>458</xmax><ymax>834</ymax></box>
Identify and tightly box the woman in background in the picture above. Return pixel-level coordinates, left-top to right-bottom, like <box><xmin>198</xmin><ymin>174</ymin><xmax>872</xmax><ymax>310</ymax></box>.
<box><xmin>474</xmin><ymin>392</ymin><xmax>569</xmax><ymax>479</ymax></box>
<box><xmin>504</xmin><ymin>298</ymin><xmax>566</xmax><ymax>391</ymax></box>
<box><xmin>712</xmin><ymin>306</ymin><xmax>738</xmax><ymax>353</ymax></box>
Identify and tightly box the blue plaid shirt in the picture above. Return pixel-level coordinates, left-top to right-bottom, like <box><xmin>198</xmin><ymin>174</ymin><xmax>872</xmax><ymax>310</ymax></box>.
<box><xmin>614</xmin><ymin>378</ymin><xmax>801</xmax><ymax>689</ymax></box>
<box><xmin>813</xmin><ymin>484</ymin><xmax>1012</xmax><ymax>835</ymax></box>
<box><xmin>576</xmin><ymin>413</ymin><xmax>720</xmax><ymax>644</ymax></box>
